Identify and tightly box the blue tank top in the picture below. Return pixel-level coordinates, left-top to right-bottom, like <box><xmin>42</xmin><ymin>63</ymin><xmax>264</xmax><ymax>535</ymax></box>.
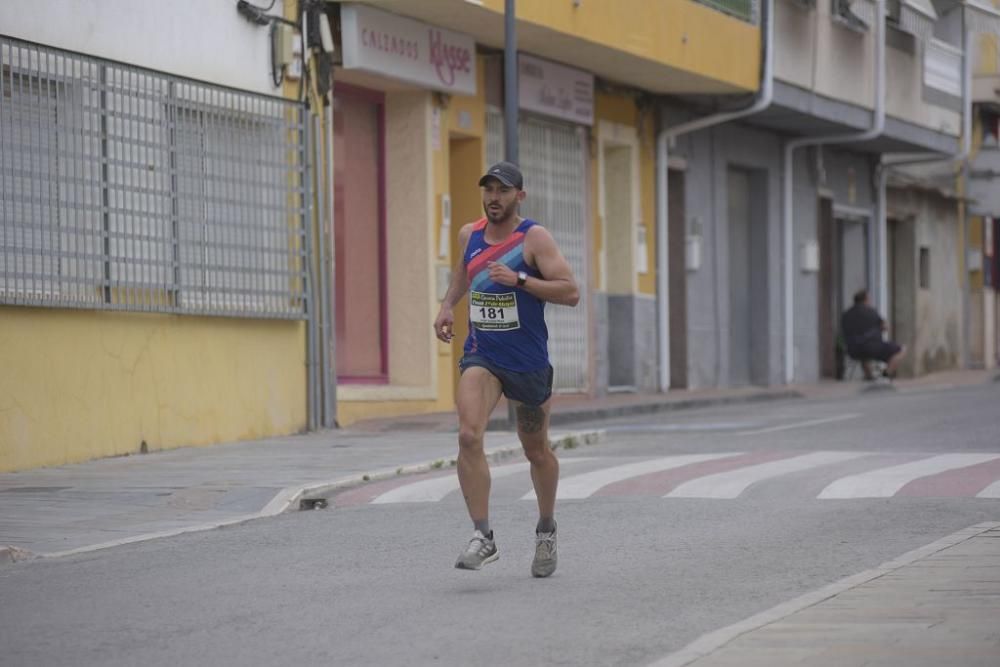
<box><xmin>463</xmin><ymin>218</ymin><xmax>548</xmax><ymax>372</ymax></box>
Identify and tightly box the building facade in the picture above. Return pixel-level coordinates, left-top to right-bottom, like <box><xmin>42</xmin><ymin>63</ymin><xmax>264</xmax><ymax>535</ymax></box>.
<box><xmin>969</xmin><ymin>0</ymin><xmax>1000</xmax><ymax>368</ymax></box>
<box><xmin>0</xmin><ymin>0</ymin><xmax>312</xmax><ymax>471</ymax></box>
<box><xmin>663</xmin><ymin>0</ymin><xmax>997</xmax><ymax>388</ymax></box>
<box><xmin>328</xmin><ymin>0</ymin><xmax>763</xmax><ymax>424</ymax></box>
<box><xmin>6</xmin><ymin>0</ymin><xmax>997</xmax><ymax>472</ymax></box>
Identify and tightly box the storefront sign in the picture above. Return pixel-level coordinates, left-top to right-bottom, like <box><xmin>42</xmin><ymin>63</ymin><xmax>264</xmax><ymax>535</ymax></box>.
<box><xmin>518</xmin><ymin>53</ymin><xmax>594</xmax><ymax>126</ymax></box>
<box><xmin>340</xmin><ymin>4</ymin><xmax>476</xmax><ymax>96</ymax></box>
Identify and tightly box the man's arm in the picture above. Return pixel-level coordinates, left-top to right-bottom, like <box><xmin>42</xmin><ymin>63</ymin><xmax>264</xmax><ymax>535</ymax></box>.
<box><xmin>433</xmin><ymin>224</ymin><xmax>473</xmax><ymax>342</ymax></box>
<box><xmin>487</xmin><ymin>225</ymin><xmax>579</xmax><ymax>306</ymax></box>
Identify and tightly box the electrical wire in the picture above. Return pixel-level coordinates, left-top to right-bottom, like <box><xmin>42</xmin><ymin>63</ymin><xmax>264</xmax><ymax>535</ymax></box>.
<box><xmin>269</xmin><ymin>21</ymin><xmax>284</xmax><ymax>88</ymax></box>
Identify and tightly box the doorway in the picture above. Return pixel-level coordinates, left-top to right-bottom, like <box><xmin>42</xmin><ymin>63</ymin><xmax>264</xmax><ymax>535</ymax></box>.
<box><xmin>727</xmin><ymin>167</ymin><xmax>769</xmax><ymax>387</ymax></box>
<box><xmin>838</xmin><ymin>214</ymin><xmax>869</xmax><ymax>316</ymax></box>
<box><xmin>817</xmin><ymin>197</ymin><xmax>837</xmax><ymax>378</ymax></box>
<box><xmin>603</xmin><ymin>143</ymin><xmax>636</xmax><ymax>390</ymax></box>
<box><xmin>448</xmin><ymin>136</ymin><xmax>484</xmax><ymax>396</ymax></box>
<box><xmin>668</xmin><ymin>168</ymin><xmax>688</xmax><ymax>389</ymax></box>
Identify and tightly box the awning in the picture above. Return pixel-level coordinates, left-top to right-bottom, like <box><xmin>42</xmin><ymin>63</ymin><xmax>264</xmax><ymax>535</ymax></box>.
<box><xmin>895</xmin><ymin>0</ymin><xmax>938</xmax><ymax>40</ymax></box>
<box><xmin>966</xmin><ymin>0</ymin><xmax>1000</xmax><ymax>36</ymax></box>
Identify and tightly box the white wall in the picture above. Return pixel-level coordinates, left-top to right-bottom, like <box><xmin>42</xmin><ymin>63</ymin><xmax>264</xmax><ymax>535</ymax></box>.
<box><xmin>775</xmin><ymin>0</ymin><xmax>875</xmax><ymax>110</ymax></box>
<box><xmin>886</xmin><ymin>39</ymin><xmax>961</xmax><ymax>136</ymax></box>
<box><xmin>776</xmin><ymin>0</ymin><xmax>960</xmax><ymax>137</ymax></box>
<box><xmin>0</xmin><ymin>0</ymin><xmax>281</xmax><ymax>94</ymax></box>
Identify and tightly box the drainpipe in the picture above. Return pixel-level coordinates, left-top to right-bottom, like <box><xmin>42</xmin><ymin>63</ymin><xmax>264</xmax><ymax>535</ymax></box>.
<box><xmin>324</xmin><ymin>94</ymin><xmax>338</xmax><ymax>427</ymax></box>
<box><xmin>781</xmin><ymin>0</ymin><xmax>887</xmax><ymax>384</ymax></box>
<box><xmin>655</xmin><ymin>0</ymin><xmax>774</xmax><ymax>392</ymax></box>
<box><xmin>876</xmin><ymin>14</ymin><xmax>973</xmax><ymax>362</ymax></box>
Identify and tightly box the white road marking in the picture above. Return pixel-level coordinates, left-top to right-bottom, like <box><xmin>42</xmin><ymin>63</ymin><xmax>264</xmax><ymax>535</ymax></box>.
<box><xmin>522</xmin><ymin>454</ymin><xmax>740</xmax><ymax>501</ymax></box>
<box><xmin>372</xmin><ymin>457</ymin><xmax>598</xmax><ymax>504</ymax></box>
<box><xmin>667</xmin><ymin>451</ymin><xmax>870</xmax><ymax>499</ymax></box>
<box><xmin>819</xmin><ymin>453</ymin><xmax>1000</xmax><ymax>499</ymax></box>
<box><xmin>607</xmin><ymin>423</ymin><xmax>759</xmax><ymax>433</ymax></box>
<box><xmin>736</xmin><ymin>413</ymin><xmax>861</xmax><ymax>436</ymax></box>
<box><xmin>976</xmin><ymin>479</ymin><xmax>1000</xmax><ymax>498</ymax></box>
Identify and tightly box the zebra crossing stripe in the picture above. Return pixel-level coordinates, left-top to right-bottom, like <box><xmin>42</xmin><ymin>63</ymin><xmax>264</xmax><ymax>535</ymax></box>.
<box><xmin>667</xmin><ymin>451</ymin><xmax>871</xmax><ymax>499</ymax></box>
<box><xmin>524</xmin><ymin>453</ymin><xmax>740</xmax><ymax>501</ymax></box>
<box><xmin>898</xmin><ymin>456</ymin><xmax>1000</xmax><ymax>497</ymax></box>
<box><xmin>977</xmin><ymin>479</ymin><xmax>1000</xmax><ymax>498</ymax></box>
<box><xmin>371</xmin><ymin>457</ymin><xmax>598</xmax><ymax>504</ymax></box>
<box><xmin>818</xmin><ymin>453</ymin><xmax>1000</xmax><ymax>499</ymax></box>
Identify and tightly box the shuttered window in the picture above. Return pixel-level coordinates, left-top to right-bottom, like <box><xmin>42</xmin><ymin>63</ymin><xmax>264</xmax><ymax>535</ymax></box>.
<box><xmin>486</xmin><ymin>110</ymin><xmax>590</xmax><ymax>392</ymax></box>
<box><xmin>1</xmin><ymin>37</ymin><xmax>307</xmax><ymax>318</ymax></box>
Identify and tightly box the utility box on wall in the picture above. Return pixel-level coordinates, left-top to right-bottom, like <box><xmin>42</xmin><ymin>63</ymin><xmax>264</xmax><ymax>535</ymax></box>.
<box><xmin>801</xmin><ymin>239</ymin><xmax>820</xmax><ymax>273</ymax></box>
<box><xmin>686</xmin><ymin>235</ymin><xmax>702</xmax><ymax>272</ymax></box>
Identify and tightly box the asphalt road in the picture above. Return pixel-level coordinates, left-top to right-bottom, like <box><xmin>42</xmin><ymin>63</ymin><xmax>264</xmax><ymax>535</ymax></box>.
<box><xmin>2</xmin><ymin>382</ymin><xmax>998</xmax><ymax>666</ymax></box>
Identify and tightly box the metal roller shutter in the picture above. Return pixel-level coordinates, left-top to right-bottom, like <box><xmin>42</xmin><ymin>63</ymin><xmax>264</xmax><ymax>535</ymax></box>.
<box><xmin>486</xmin><ymin>110</ymin><xmax>589</xmax><ymax>392</ymax></box>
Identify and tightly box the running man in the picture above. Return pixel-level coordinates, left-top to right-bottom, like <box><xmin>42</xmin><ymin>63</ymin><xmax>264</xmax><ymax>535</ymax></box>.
<box><xmin>433</xmin><ymin>161</ymin><xmax>580</xmax><ymax>577</ymax></box>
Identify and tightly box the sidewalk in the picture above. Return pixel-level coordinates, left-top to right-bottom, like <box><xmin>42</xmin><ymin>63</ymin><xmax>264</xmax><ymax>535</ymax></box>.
<box><xmin>0</xmin><ymin>369</ymin><xmax>995</xmax><ymax>562</ymax></box>
<box><xmin>654</xmin><ymin>522</ymin><xmax>1000</xmax><ymax>667</ymax></box>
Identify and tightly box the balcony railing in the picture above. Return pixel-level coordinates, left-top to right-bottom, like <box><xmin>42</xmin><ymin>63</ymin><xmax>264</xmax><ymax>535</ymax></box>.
<box><xmin>694</xmin><ymin>0</ymin><xmax>759</xmax><ymax>24</ymax></box>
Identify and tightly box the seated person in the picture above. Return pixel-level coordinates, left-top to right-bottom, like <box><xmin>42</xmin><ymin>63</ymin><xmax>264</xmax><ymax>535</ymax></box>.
<box><xmin>840</xmin><ymin>288</ymin><xmax>907</xmax><ymax>380</ymax></box>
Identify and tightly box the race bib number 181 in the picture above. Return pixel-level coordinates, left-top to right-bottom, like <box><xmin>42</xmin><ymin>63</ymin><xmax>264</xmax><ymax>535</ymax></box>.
<box><xmin>470</xmin><ymin>291</ymin><xmax>520</xmax><ymax>331</ymax></box>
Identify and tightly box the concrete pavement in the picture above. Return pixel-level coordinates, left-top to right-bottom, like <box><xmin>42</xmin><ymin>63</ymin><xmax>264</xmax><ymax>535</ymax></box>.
<box><xmin>654</xmin><ymin>522</ymin><xmax>1000</xmax><ymax>667</ymax></box>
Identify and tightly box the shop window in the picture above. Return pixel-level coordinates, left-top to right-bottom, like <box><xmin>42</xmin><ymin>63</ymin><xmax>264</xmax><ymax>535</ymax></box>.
<box><xmin>333</xmin><ymin>84</ymin><xmax>387</xmax><ymax>381</ymax></box>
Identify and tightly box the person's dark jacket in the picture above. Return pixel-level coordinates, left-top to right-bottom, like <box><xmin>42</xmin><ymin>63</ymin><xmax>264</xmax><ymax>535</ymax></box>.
<box><xmin>841</xmin><ymin>304</ymin><xmax>883</xmax><ymax>356</ymax></box>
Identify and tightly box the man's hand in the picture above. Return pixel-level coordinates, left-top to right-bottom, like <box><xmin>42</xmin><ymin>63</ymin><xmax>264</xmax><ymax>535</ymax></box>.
<box><xmin>487</xmin><ymin>261</ymin><xmax>518</xmax><ymax>287</ymax></box>
<box><xmin>434</xmin><ymin>306</ymin><xmax>455</xmax><ymax>343</ymax></box>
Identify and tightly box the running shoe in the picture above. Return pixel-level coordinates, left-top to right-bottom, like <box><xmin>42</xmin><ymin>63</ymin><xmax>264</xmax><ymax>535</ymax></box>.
<box><xmin>531</xmin><ymin>527</ymin><xmax>557</xmax><ymax>578</ymax></box>
<box><xmin>455</xmin><ymin>530</ymin><xmax>498</xmax><ymax>570</ymax></box>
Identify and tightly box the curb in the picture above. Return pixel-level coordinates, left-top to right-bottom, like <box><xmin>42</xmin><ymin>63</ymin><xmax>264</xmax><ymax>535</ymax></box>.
<box><xmin>1</xmin><ymin>429</ymin><xmax>602</xmax><ymax>564</ymax></box>
<box><xmin>487</xmin><ymin>390</ymin><xmax>804</xmax><ymax>431</ymax></box>
<box><xmin>0</xmin><ymin>546</ymin><xmax>35</xmax><ymax>564</ymax></box>
<box><xmin>290</xmin><ymin>428</ymin><xmax>606</xmax><ymax>510</ymax></box>
<box><xmin>859</xmin><ymin>381</ymin><xmax>897</xmax><ymax>394</ymax></box>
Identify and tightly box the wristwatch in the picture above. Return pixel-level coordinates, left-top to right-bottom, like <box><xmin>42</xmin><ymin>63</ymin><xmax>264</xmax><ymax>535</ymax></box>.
<box><xmin>516</xmin><ymin>271</ymin><xmax>528</xmax><ymax>287</ymax></box>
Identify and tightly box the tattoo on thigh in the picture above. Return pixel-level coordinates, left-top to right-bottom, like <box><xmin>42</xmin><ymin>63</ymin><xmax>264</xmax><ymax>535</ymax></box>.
<box><xmin>516</xmin><ymin>405</ymin><xmax>546</xmax><ymax>434</ymax></box>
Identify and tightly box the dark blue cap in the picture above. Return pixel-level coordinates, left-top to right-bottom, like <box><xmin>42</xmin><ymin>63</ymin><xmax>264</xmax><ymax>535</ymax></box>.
<box><xmin>478</xmin><ymin>161</ymin><xmax>523</xmax><ymax>189</ymax></box>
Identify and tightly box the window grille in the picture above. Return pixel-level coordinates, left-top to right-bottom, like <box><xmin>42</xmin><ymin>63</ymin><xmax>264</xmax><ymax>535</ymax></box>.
<box><xmin>0</xmin><ymin>36</ymin><xmax>308</xmax><ymax>318</ymax></box>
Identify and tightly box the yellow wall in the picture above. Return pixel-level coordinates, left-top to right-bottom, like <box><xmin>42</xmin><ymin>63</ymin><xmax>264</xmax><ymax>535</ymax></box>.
<box><xmin>0</xmin><ymin>0</ymin><xmax>314</xmax><ymax>471</ymax></box>
<box><xmin>475</xmin><ymin>0</ymin><xmax>759</xmax><ymax>91</ymax></box>
<box><xmin>334</xmin><ymin>57</ymin><xmax>491</xmax><ymax>427</ymax></box>
<box><xmin>978</xmin><ymin>30</ymin><xmax>999</xmax><ymax>76</ymax></box>
<box><xmin>593</xmin><ymin>91</ymin><xmax>658</xmax><ymax>297</ymax></box>
<box><xmin>0</xmin><ymin>308</ymin><xmax>306</xmax><ymax>472</ymax></box>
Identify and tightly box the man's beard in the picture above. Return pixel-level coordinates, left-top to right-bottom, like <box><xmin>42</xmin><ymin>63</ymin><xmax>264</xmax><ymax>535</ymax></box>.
<box><xmin>485</xmin><ymin>200</ymin><xmax>516</xmax><ymax>223</ymax></box>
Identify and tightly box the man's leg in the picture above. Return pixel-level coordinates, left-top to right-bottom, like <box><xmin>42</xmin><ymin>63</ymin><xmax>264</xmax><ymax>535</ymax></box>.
<box><xmin>455</xmin><ymin>366</ymin><xmax>503</xmax><ymax>533</ymax></box>
<box><xmin>514</xmin><ymin>399</ymin><xmax>558</xmax><ymax>526</ymax></box>
<box><xmin>886</xmin><ymin>344</ymin><xmax>907</xmax><ymax>377</ymax></box>
<box><xmin>515</xmin><ymin>399</ymin><xmax>559</xmax><ymax>578</ymax></box>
